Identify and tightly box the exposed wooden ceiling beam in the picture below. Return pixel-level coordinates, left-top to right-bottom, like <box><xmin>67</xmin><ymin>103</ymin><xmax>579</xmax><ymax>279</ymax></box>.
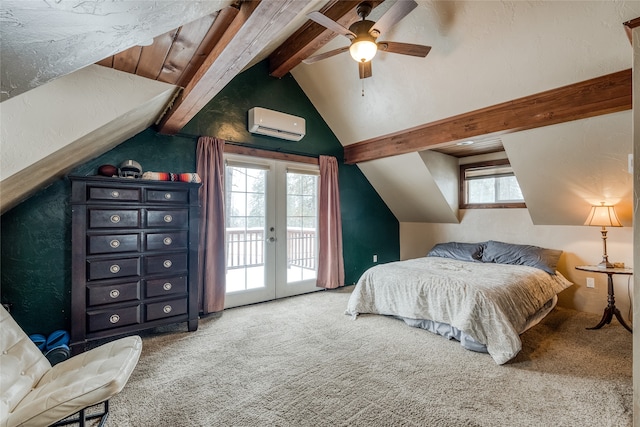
<box><xmin>157</xmin><ymin>13</ymin><xmax>220</xmax><ymax>85</ymax></box>
<box><xmin>157</xmin><ymin>0</ymin><xmax>311</xmax><ymax>135</ymax></box>
<box><xmin>175</xmin><ymin>10</ymin><xmax>236</xmax><ymax>88</ymax></box>
<box><xmin>623</xmin><ymin>17</ymin><xmax>640</xmax><ymax>44</ymax></box>
<box><xmin>344</xmin><ymin>69</ymin><xmax>632</xmax><ymax>164</ymax></box>
<box><xmin>268</xmin><ymin>0</ymin><xmax>384</xmax><ymax>78</ymax></box>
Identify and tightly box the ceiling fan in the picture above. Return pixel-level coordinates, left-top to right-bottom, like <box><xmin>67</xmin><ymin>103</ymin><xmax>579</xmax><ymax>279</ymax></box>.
<box><xmin>303</xmin><ymin>0</ymin><xmax>431</xmax><ymax>79</ymax></box>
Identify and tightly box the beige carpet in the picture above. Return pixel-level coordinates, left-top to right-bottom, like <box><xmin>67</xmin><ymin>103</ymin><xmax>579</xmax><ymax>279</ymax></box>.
<box><xmin>108</xmin><ymin>287</ymin><xmax>632</xmax><ymax>426</ymax></box>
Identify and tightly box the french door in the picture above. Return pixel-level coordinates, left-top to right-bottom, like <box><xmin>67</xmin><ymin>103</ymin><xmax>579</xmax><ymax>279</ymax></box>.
<box><xmin>223</xmin><ymin>154</ymin><xmax>321</xmax><ymax>308</ymax></box>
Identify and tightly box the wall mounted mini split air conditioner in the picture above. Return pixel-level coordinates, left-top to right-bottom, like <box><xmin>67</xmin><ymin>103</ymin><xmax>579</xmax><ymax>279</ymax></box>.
<box><xmin>247</xmin><ymin>107</ymin><xmax>306</xmax><ymax>141</ymax></box>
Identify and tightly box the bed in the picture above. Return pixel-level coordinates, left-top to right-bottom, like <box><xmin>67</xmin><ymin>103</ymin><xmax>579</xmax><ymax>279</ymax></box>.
<box><xmin>345</xmin><ymin>241</ymin><xmax>573</xmax><ymax>364</ymax></box>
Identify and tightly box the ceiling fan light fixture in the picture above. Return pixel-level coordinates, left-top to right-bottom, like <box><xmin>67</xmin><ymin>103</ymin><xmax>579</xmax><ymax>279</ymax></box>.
<box><xmin>349</xmin><ymin>38</ymin><xmax>377</xmax><ymax>63</ymax></box>
<box><xmin>306</xmin><ymin>0</ymin><xmax>429</xmax><ymax>78</ymax></box>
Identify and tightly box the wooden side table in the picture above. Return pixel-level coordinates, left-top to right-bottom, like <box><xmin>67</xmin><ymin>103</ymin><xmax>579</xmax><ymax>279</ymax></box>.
<box><xmin>575</xmin><ymin>265</ymin><xmax>633</xmax><ymax>333</ymax></box>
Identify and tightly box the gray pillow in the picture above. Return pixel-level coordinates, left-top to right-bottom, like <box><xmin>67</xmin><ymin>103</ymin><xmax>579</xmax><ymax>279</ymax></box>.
<box><xmin>427</xmin><ymin>242</ymin><xmax>486</xmax><ymax>262</ymax></box>
<box><xmin>480</xmin><ymin>240</ymin><xmax>562</xmax><ymax>274</ymax></box>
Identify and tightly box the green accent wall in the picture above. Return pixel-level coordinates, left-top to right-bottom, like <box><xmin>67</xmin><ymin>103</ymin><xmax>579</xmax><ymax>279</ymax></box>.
<box><xmin>1</xmin><ymin>60</ymin><xmax>398</xmax><ymax>334</ymax></box>
<box><xmin>0</xmin><ymin>132</ymin><xmax>198</xmax><ymax>335</ymax></box>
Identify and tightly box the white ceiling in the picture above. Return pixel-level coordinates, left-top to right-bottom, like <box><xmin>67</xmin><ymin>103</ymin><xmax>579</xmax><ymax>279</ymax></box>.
<box><xmin>0</xmin><ymin>0</ymin><xmax>232</xmax><ymax>101</ymax></box>
<box><xmin>1</xmin><ymin>0</ymin><xmax>638</xmax><ymax>223</ymax></box>
<box><xmin>292</xmin><ymin>0</ymin><xmax>638</xmax><ymax>225</ymax></box>
<box><xmin>292</xmin><ymin>0</ymin><xmax>640</xmax><ymax>146</ymax></box>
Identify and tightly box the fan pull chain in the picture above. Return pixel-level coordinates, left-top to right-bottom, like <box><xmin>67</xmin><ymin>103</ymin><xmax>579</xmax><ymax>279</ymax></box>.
<box><xmin>362</xmin><ymin>79</ymin><xmax>365</xmax><ymax>97</ymax></box>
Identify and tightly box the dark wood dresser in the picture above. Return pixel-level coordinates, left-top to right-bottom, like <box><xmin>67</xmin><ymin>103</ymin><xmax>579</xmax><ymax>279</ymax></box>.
<box><xmin>69</xmin><ymin>176</ymin><xmax>201</xmax><ymax>353</ymax></box>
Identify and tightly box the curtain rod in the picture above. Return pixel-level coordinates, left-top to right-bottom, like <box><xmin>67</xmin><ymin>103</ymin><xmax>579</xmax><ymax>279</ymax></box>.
<box><xmin>169</xmin><ymin>131</ymin><xmax>320</xmax><ymax>159</ymax></box>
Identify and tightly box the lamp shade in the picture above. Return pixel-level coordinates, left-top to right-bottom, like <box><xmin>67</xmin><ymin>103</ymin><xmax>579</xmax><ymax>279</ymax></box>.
<box><xmin>584</xmin><ymin>203</ymin><xmax>622</xmax><ymax>227</ymax></box>
<box><xmin>349</xmin><ymin>39</ymin><xmax>377</xmax><ymax>63</ymax></box>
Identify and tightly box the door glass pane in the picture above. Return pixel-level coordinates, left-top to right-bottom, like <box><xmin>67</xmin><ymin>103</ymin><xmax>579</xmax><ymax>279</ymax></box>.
<box><xmin>286</xmin><ymin>172</ymin><xmax>318</xmax><ymax>284</ymax></box>
<box><xmin>225</xmin><ymin>165</ymin><xmax>266</xmax><ymax>292</ymax></box>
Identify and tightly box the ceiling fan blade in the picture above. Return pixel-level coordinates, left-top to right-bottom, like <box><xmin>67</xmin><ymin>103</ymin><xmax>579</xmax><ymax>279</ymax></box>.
<box><xmin>307</xmin><ymin>11</ymin><xmax>356</xmax><ymax>40</ymax></box>
<box><xmin>359</xmin><ymin>61</ymin><xmax>372</xmax><ymax>79</ymax></box>
<box><xmin>303</xmin><ymin>46</ymin><xmax>350</xmax><ymax>64</ymax></box>
<box><xmin>370</xmin><ymin>0</ymin><xmax>418</xmax><ymax>37</ymax></box>
<box><xmin>378</xmin><ymin>41</ymin><xmax>431</xmax><ymax>57</ymax></box>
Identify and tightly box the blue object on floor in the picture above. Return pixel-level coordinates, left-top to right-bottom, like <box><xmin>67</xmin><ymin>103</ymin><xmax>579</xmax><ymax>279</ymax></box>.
<box><xmin>46</xmin><ymin>330</ymin><xmax>70</xmax><ymax>351</ymax></box>
<box><xmin>29</xmin><ymin>333</ymin><xmax>47</xmax><ymax>351</ymax></box>
<box><xmin>45</xmin><ymin>344</ymin><xmax>71</xmax><ymax>366</ymax></box>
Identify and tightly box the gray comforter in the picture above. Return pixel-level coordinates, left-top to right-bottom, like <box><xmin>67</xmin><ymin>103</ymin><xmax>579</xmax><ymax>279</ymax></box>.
<box><xmin>345</xmin><ymin>257</ymin><xmax>572</xmax><ymax>364</ymax></box>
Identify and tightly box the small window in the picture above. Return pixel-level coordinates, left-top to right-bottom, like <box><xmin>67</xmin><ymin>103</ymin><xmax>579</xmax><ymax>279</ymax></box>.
<box><xmin>460</xmin><ymin>159</ymin><xmax>525</xmax><ymax>209</ymax></box>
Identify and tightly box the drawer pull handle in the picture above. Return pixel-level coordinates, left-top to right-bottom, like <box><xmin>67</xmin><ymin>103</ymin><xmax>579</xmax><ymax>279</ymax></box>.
<box><xmin>163</xmin><ymin>282</ymin><xmax>172</xmax><ymax>291</ymax></box>
<box><xmin>111</xmin><ymin>191</ymin><xmax>120</xmax><ymax>198</ymax></box>
<box><xmin>110</xmin><ymin>214</ymin><xmax>121</xmax><ymax>224</ymax></box>
<box><xmin>109</xmin><ymin>239</ymin><xmax>120</xmax><ymax>248</ymax></box>
<box><xmin>163</xmin><ymin>237</ymin><xmax>172</xmax><ymax>245</ymax></box>
<box><xmin>109</xmin><ymin>289</ymin><xmax>120</xmax><ymax>299</ymax></box>
<box><xmin>163</xmin><ymin>305</ymin><xmax>172</xmax><ymax>314</ymax></box>
<box><xmin>110</xmin><ymin>264</ymin><xmax>120</xmax><ymax>274</ymax></box>
<box><xmin>163</xmin><ymin>214</ymin><xmax>173</xmax><ymax>223</ymax></box>
<box><xmin>164</xmin><ymin>193</ymin><xmax>172</xmax><ymax>200</ymax></box>
<box><xmin>110</xmin><ymin>314</ymin><xmax>120</xmax><ymax>324</ymax></box>
<box><xmin>163</xmin><ymin>260</ymin><xmax>172</xmax><ymax>268</ymax></box>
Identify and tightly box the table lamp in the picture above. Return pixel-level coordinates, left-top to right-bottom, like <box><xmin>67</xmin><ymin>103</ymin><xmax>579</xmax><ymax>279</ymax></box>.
<box><xmin>584</xmin><ymin>202</ymin><xmax>622</xmax><ymax>268</ymax></box>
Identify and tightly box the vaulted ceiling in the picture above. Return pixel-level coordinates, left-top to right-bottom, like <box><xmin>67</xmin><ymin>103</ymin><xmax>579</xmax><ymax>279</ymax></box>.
<box><xmin>1</xmin><ymin>0</ymin><xmax>638</xmax><ymax>222</ymax></box>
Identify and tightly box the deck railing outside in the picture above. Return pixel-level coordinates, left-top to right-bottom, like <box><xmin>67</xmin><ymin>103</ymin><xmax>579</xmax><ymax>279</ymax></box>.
<box><xmin>226</xmin><ymin>227</ymin><xmax>316</xmax><ymax>270</ymax></box>
<box><xmin>286</xmin><ymin>229</ymin><xmax>316</xmax><ymax>270</ymax></box>
<box><xmin>226</xmin><ymin>228</ymin><xmax>264</xmax><ymax>269</ymax></box>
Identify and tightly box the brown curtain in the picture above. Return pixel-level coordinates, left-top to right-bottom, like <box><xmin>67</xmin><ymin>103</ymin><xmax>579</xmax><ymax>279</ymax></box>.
<box><xmin>196</xmin><ymin>136</ymin><xmax>226</xmax><ymax>314</ymax></box>
<box><xmin>316</xmin><ymin>155</ymin><xmax>345</xmax><ymax>289</ymax></box>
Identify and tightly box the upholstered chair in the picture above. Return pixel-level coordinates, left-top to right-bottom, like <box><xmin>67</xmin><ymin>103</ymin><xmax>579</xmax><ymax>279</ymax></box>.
<box><xmin>0</xmin><ymin>305</ymin><xmax>142</xmax><ymax>426</ymax></box>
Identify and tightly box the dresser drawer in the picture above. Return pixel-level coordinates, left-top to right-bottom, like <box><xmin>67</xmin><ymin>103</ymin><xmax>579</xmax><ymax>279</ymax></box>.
<box><xmin>88</xmin><ymin>234</ymin><xmax>140</xmax><ymax>254</ymax></box>
<box><xmin>87</xmin><ymin>281</ymin><xmax>141</xmax><ymax>307</ymax></box>
<box><xmin>145</xmin><ymin>253</ymin><xmax>188</xmax><ymax>275</ymax></box>
<box><xmin>146</xmin><ymin>231</ymin><xmax>188</xmax><ymax>251</ymax></box>
<box><xmin>87</xmin><ymin>305</ymin><xmax>141</xmax><ymax>332</ymax></box>
<box><xmin>146</xmin><ymin>276</ymin><xmax>187</xmax><ymax>298</ymax></box>
<box><xmin>89</xmin><ymin>209</ymin><xmax>140</xmax><ymax>229</ymax></box>
<box><xmin>146</xmin><ymin>209</ymin><xmax>188</xmax><ymax>228</ymax></box>
<box><xmin>87</xmin><ymin>257</ymin><xmax>140</xmax><ymax>280</ymax></box>
<box><xmin>146</xmin><ymin>189</ymin><xmax>188</xmax><ymax>204</ymax></box>
<box><xmin>146</xmin><ymin>298</ymin><xmax>187</xmax><ymax>321</ymax></box>
<box><xmin>88</xmin><ymin>186</ymin><xmax>141</xmax><ymax>202</ymax></box>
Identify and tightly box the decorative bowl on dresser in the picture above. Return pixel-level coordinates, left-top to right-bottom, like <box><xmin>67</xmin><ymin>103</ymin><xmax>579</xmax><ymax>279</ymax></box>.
<box><xmin>70</xmin><ymin>176</ymin><xmax>201</xmax><ymax>354</ymax></box>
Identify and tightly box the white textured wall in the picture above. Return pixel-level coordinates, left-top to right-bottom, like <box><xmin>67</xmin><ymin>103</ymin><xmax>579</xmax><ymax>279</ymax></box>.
<box><xmin>357</xmin><ymin>151</ymin><xmax>459</xmax><ymax>223</ymax></box>
<box><xmin>0</xmin><ymin>65</ymin><xmax>176</xmax><ymax>181</ymax></box>
<box><xmin>504</xmin><ymin>111</ymin><xmax>634</xmax><ymax>226</ymax></box>
<box><xmin>400</xmin><ymin>209</ymin><xmax>634</xmax><ymax>317</ymax></box>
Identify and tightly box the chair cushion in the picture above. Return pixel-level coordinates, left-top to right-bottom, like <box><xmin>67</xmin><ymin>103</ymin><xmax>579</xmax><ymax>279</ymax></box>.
<box><xmin>7</xmin><ymin>335</ymin><xmax>142</xmax><ymax>427</ymax></box>
<box><xmin>0</xmin><ymin>305</ymin><xmax>142</xmax><ymax>427</ymax></box>
<box><xmin>0</xmin><ymin>306</ymin><xmax>51</xmax><ymax>423</ymax></box>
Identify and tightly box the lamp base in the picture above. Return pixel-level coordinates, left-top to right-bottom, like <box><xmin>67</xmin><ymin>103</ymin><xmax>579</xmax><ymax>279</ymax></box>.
<box><xmin>598</xmin><ymin>228</ymin><xmax>613</xmax><ymax>269</ymax></box>
<box><xmin>597</xmin><ymin>260</ymin><xmax>614</xmax><ymax>269</ymax></box>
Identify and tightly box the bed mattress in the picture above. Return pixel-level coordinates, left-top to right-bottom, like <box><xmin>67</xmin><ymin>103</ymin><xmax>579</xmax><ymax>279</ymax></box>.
<box><xmin>345</xmin><ymin>257</ymin><xmax>572</xmax><ymax>364</ymax></box>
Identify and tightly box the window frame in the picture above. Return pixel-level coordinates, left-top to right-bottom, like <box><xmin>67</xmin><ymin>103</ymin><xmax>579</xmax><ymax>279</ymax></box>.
<box><xmin>459</xmin><ymin>159</ymin><xmax>526</xmax><ymax>209</ymax></box>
